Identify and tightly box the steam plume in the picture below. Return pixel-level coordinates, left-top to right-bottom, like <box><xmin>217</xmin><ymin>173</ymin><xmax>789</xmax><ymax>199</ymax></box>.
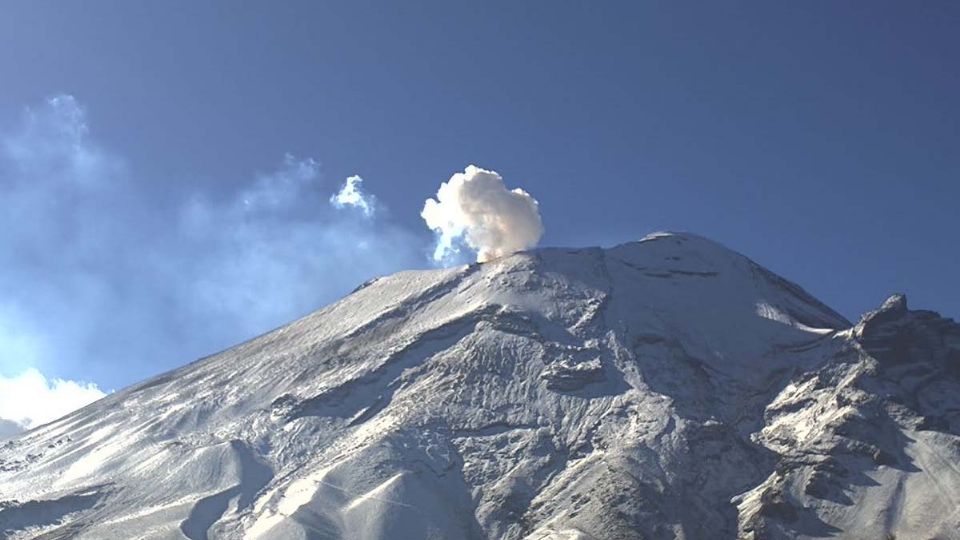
<box><xmin>421</xmin><ymin>165</ymin><xmax>543</xmax><ymax>263</ymax></box>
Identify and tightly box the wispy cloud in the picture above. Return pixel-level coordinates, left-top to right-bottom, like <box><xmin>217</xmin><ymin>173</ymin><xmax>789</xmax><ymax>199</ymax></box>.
<box><xmin>330</xmin><ymin>175</ymin><xmax>376</xmax><ymax>217</ymax></box>
<box><xmin>176</xmin><ymin>157</ymin><xmax>422</xmax><ymax>337</ymax></box>
<box><xmin>0</xmin><ymin>96</ymin><xmax>426</xmax><ymax>429</ymax></box>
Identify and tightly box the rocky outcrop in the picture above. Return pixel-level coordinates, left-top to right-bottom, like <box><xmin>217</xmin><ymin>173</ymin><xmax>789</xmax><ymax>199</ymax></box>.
<box><xmin>539</xmin><ymin>358</ymin><xmax>604</xmax><ymax>391</ymax></box>
<box><xmin>739</xmin><ymin>294</ymin><xmax>960</xmax><ymax>539</ymax></box>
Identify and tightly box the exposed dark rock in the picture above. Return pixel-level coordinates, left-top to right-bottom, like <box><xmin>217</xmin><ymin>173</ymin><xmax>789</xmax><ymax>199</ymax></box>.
<box><xmin>540</xmin><ymin>358</ymin><xmax>604</xmax><ymax>391</ymax></box>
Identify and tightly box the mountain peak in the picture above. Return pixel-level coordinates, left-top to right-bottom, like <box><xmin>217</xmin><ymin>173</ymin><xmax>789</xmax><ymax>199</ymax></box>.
<box><xmin>859</xmin><ymin>292</ymin><xmax>909</xmax><ymax>324</ymax></box>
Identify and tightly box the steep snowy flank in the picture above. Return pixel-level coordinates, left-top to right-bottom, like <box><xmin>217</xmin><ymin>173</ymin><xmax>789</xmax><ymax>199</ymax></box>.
<box><xmin>1</xmin><ymin>232</ymin><xmax>957</xmax><ymax>540</ymax></box>
<box><xmin>738</xmin><ymin>294</ymin><xmax>960</xmax><ymax>539</ymax></box>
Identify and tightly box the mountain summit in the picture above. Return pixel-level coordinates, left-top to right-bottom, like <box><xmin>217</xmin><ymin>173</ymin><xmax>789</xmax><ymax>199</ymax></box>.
<box><xmin>2</xmin><ymin>232</ymin><xmax>958</xmax><ymax>539</ymax></box>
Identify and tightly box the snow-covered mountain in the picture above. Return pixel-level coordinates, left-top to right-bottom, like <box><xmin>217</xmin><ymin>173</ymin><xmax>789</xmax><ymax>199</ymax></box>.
<box><xmin>2</xmin><ymin>232</ymin><xmax>959</xmax><ymax>540</ymax></box>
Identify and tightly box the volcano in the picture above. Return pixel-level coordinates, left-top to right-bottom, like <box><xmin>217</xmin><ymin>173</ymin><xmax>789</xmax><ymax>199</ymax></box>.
<box><xmin>2</xmin><ymin>232</ymin><xmax>959</xmax><ymax>539</ymax></box>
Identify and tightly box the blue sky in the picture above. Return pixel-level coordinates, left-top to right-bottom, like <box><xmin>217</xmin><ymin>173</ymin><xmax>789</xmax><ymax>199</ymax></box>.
<box><xmin>1</xmin><ymin>2</ymin><xmax>958</xmax><ymax>426</ymax></box>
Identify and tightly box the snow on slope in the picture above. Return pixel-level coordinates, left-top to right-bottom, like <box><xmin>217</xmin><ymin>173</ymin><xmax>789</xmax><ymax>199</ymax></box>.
<box><xmin>1</xmin><ymin>232</ymin><xmax>958</xmax><ymax>540</ymax></box>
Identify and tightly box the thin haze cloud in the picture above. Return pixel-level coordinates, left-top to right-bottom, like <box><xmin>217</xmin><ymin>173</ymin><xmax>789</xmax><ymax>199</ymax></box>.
<box><xmin>0</xmin><ymin>96</ymin><xmax>425</xmax><ymax>431</ymax></box>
